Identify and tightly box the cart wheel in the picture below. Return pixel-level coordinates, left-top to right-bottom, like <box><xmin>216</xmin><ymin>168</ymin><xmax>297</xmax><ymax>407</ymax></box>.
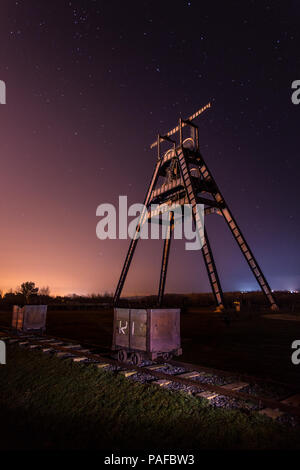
<box><xmin>162</xmin><ymin>352</ymin><xmax>171</xmax><ymax>361</ymax></box>
<box><xmin>117</xmin><ymin>349</ymin><xmax>128</xmax><ymax>363</ymax></box>
<box><xmin>131</xmin><ymin>352</ymin><xmax>142</xmax><ymax>366</ymax></box>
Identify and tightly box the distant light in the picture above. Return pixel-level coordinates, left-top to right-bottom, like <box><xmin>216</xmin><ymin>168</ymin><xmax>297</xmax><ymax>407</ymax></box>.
<box><xmin>239</xmin><ymin>285</ymin><xmax>256</xmax><ymax>293</ymax></box>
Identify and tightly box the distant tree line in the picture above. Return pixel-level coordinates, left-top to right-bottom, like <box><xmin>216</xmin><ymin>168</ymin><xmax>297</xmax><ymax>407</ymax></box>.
<box><xmin>0</xmin><ymin>282</ymin><xmax>113</xmax><ymax>309</ymax></box>
<box><xmin>0</xmin><ymin>282</ymin><xmax>299</xmax><ymax>312</ymax></box>
<box><xmin>117</xmin><ymin>291</ymin><xmax>300</xmax><ymax>312</ymax></box>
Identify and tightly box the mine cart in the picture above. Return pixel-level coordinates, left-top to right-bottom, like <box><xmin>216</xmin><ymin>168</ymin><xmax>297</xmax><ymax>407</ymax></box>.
<box><xmin>12</xmin><ymin>305</ymin><xmax>47</xmax><ymax>333</ymax></box>
<box><xmin>112</xmin><ymin>308</ymin><xmax>182</xmax><ymax>365</ymax></box>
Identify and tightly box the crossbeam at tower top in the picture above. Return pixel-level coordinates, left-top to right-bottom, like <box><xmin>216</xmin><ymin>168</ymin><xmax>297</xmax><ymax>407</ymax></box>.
<box><xmin>150</xmin><ymin>102</ymin><xmax>211</xmax><ymax>149</ymax></box>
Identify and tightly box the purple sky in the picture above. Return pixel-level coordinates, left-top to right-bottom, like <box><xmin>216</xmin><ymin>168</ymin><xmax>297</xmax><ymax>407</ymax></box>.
<box><xmin>0</xmin><ymin>1</ymin><xmax>299</xmax><ymax>296</ymax></box>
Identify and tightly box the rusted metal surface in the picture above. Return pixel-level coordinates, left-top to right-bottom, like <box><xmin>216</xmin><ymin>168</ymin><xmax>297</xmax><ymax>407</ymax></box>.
<box><xmin>150</xmin><ymin>102</ymin><xmax>211</xmax><ymax>149</ymax></box>
<box><xmin>112</xmin><ymin>308</ymin><xmax>181</xmax><ymax>359</ymax></box>
<box><xmin>12</xmin><ymin>305</ymin><xmax>47</xmax><ymax>332</ymax></box>
<box><xmin>197</xmin><ymin>156</ymin><xmax>279</xmax><ymax>310</ymax></box>
<box><xmin>158</xmin><ymin>212</ymin><xmax>174</xmax><ymax>307</ymax></box>
<box><xmin>113</xmin><ymin>159</ymin><xmax>162</xmax><ymax>305</ymax></box>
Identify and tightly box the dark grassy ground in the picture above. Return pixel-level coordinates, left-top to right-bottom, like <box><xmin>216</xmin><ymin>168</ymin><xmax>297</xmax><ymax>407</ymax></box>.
<box><xmin>1</xmin><ymin>345</ymin><xmax>300</xmax><ymax>450</ymax></box>
<box><xmin>0</xmin><ymin>306</ymin><xmax>298</xmax><ymax>385</ymax></box>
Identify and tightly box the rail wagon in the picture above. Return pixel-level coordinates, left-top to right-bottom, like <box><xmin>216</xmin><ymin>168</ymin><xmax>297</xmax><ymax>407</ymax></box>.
<box><xmin>112</xmin><ymin>308</ymin><xmax>182</xmax><ymax>365</ymax></box>
<box><xmin>12</xmin><ymin>305</ymin><xmax>47</xmax><ymax>333</ymax></box>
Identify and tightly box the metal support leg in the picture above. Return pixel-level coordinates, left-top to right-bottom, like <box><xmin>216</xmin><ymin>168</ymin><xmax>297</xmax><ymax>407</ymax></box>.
<box><xmin>197</xmin><ymin>157</ymin><xmax>279</xmax><ymax>311</ymax></box>
<box><xmin>158</xmin><ymin>211</ymin><xmax>174</xmax><ymax>307</ymax></box>
<box><xmin>177</xmin><ymin>148</ymin><xmax>225</xmax><ymax>309</ymax></box>
<box><xmin>202</xmin><ymin>227</ymin><xmax>225</xmax><ymax>308</ymax></box>
<box><xmin>113</xmin><ymin>160</ymin><xmax>162</xmax><ymax>305</ymax></box>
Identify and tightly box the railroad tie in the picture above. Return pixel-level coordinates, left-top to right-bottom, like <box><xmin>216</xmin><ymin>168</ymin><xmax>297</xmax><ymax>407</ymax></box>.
<box><xmin>178</xmin><ymin>371</ymin><xmax>204</xmax><ymax>379</ymax></box>
<box><xmin>72</xmin><ymin>356</ymin><xmax>87</xmax><ymax>363</ymax></box>
<box><xmin>56</xmin><ymin>351</ymin><xmax>70</xmax><ymax>358</ymax></box>
<box><xmin>119</xmin><ymin>370</ymin><xmax>138</xmax><ymax>377</ymax></box>
<box><xmin>259</xmin><ymin>394</ymin><xmax>300</xmax><ymax>420</ymax></box>
<box><xmin>280</xmin><ymin>394</ymin><xmax>300</xmax><ymax>408</ymax></box>
<box><xmin>152</xmin><ymin>379</ymin><xmax>171</xmax><ymax>387</ymax></box>
<box><xmin>37</xmin><ymin>339</ymin><xmax>55</xmax><ymax>343</ymax></box>
<box><xmin>96</xmin><ymin>363</ymin><xmax>110</xmax><ymax>369</ymax></box>
<box><xmin>197</xmin><ymin>382</ymin><xmax>247</xmax><ymax>404</ymax></box>
<box><xmin>146</xmin><ymin>364</ymin><xmax>165</xmax><ymax>371</ymax></box>
<box><xmin>220</xmin><ymin>382</ymin><xmax>248</xmax><ymax>391</ymax></box>
<box><xmin>259</xmin><ymin>408</ymin><xmax>284</xmax><ymax>419</ymax></box>
<box><xmin>196</xmin><ymin>391</ymin><xmax>219</xmax><ymax>401</ymax></box>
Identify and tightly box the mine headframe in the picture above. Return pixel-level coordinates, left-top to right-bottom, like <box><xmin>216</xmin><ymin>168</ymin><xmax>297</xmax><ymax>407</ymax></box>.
<box><xmin>114</xmin><ymin>103</ymin><xmax>279</xmax><ymax>312</ymax></box>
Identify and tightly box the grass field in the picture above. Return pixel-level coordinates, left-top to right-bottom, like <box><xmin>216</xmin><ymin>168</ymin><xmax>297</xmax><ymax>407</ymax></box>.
<box><xmin>1</xmin><ymin>344</ymin><xmax>300</xmax><ymax>450</ymax></box>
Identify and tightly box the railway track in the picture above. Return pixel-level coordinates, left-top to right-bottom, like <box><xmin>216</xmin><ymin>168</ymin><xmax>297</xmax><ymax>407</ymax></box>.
<box><xmin>1</xmin><ymin>326</ymin><xmax>300</xmax><ymax>423</ymax></box>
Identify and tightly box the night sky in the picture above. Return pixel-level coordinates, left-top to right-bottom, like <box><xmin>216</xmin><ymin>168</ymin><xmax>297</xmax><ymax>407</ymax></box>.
<box><xmin>0</xmin><ymin>0</ymin><xmax>299</xmax><ymax>296</ymax></box>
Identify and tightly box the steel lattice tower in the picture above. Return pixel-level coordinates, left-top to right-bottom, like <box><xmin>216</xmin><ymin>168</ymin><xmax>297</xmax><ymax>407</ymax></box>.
<box><xmin>114</xmin><ymin>103</ymin><xmax>279</xmax><ymax>312</ymax></box>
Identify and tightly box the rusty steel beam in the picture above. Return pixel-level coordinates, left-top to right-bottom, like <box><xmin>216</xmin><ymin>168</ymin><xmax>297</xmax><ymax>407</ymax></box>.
<box><xmin>158</xmin><ymin>211</ymin><xmax>174</xmax><ymax>307</ymax></box>
<box><xmin>150</xmin><ymin>103</ymin><xmax>211</xmax><ymax>149</ymax></box>
<box><xmin>196</xmin><ymin>155</ymin><xmax>279</xmax><ymax>311</ymax></box>
<box><xmin>113</xmin><ymin>159</ymin><xmax>162</xmax><ymax>305</ymax></box>
<box><xmin>176</xmin><ymin>147</ymin><xmax>225</xmax><ymax>310</ymax></box>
